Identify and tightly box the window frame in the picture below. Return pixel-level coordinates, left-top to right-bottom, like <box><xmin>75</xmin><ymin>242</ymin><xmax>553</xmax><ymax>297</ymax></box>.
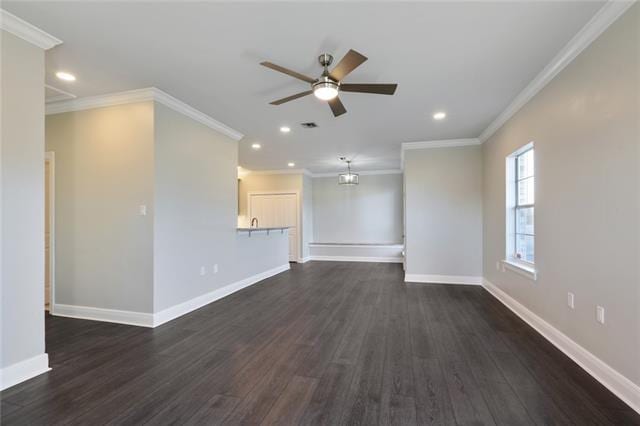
<box><xmin>513</xmin><ymin>147</ymin><xmax>534</xmax><ymax>265</ymax></box>
<box><xmin>504</xmin><ymin>142</ymin><xmax>537</xmax><ymax>280</ymax></box>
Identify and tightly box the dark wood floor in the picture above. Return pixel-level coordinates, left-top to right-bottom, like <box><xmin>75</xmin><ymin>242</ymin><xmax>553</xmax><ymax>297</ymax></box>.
<box><xmin>1</xmin><ymin>262</ymin><xmax>638</xmax><ymax>425</ymax></box>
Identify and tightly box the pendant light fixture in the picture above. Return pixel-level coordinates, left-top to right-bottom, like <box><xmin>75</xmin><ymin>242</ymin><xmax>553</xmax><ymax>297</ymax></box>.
<box><xmin>338</xmin><ymin>158</ymin><xmax>359</xmax><ymax>185</ymax></box>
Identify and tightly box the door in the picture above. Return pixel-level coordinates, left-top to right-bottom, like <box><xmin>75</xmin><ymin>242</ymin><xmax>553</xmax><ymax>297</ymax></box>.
<box><xmin>249</xmin><ymin>193</ymin><xmax>298</xmax><ymax>261</ymax></box>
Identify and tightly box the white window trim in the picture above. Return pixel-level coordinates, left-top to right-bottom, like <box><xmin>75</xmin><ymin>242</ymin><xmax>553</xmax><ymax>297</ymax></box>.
<box><xmin>501</xmin><ymin>259</ymin><xmax>537</xmax><ymax>281</ymax></box>
<box><xmin>505</xmin><ymin>142</ymin><xmax>536</xmax><ymax>280</ymax></box>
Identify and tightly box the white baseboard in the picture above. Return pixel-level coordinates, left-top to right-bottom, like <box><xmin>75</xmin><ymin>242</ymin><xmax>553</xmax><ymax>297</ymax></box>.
<box><xmin>152</xmin><ymin>263</ymin><xmax>290</xmax><ymax>327</ymax></box>
<box><xmin>50</xmin><ymin>264</ymin><xmax>291</xmax><ymax>329</ymax></box>
<box><xmin>298</xmin><ymin>256</ymin><xmax>312</xmax><ymax>263</ymax></box>
<box><xmin>482</xmin><ymin>278</ymin><xmax>640</xmax><ymax>414</ymax></box>
<box><xmin>0</xmin><ymin>353</ymin><xmax>50</xmax><ymax>391</ymax></box>
<box><xmin>310</xmin><ymin>255</ymin><xmax>403</xmax><ymax>263</ymax></box>
<box><xmin>52</xmin><ymin>304</ymin><xmax>154</xmax><ymax>327</ymax></box>
<box><xmin>405</xmin><ymin>273</ymin><xmax>482</xmax><ymax>285</ymax></box>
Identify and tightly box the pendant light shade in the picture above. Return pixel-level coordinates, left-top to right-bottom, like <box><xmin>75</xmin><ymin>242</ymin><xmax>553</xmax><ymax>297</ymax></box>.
<box><xmin>338</xmin><ymin>160</ymin><xmax>359</xmax><ymax>185</ymax></box>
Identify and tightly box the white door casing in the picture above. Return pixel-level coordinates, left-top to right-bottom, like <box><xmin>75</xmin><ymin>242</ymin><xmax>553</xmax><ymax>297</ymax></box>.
<box><xmin>248</xmin><ymin>192</ymin><xmax>299</xmax><ymax>262</ymax></box>
<box><xmin>45</xmin><ymin>152</ymin><xmax>55</xmax><ymax>310</ymax></box>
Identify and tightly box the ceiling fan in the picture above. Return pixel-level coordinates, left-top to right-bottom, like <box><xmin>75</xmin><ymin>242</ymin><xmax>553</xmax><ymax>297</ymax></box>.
<box><xmin>260</xmin><ymin>49</ymin><xmax>397</xmax><ymax>117</ymax></box>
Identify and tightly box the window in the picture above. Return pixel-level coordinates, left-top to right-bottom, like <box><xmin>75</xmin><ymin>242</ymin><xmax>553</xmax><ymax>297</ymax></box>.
<box><xmin>506</xmin><ymin>143</ymin><xmax>535</xmax><ymax>268</ymax></box>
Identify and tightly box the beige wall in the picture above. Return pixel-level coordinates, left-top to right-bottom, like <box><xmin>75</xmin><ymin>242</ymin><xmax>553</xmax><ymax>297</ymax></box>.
<box><xmin>312</xmin><ymin>173</ymin><xmax>403</xmax><ymax>244</ymax></box>
<box><xmin>237</xmin><ymin>172</ymin><xmax>308</xmax><ymax>259</ymax></box>
<box><xmin>302</xmin><ymin>174</ymin><xmax>313</xmax><ymax>259</ymax></box>
<box><xmin>404</xmin><ymin>146</ymin><xmax>483</xmax><ymax>278</ymax></box>
<box><xmin>238</xmin><ymin>173</ymin><xmax>303</xmax><ymax>226</ymax></box>
<box><xmin>153</xmin><ymin>103</ymin><xmax>287</xmax><ymax>311</ymax></box>
<box><xmin>482</xmin><ymin>5</ymin><xmax>639</xmax><ymax>386</ymax></box>
<box><xmin>46</xmin><ymin>102</ymin><xmax>155</xmax><ymax>312</ymax></box>
<box><xmin>1</xmin><ymin>31</ymin><xmax>47</xmax><ymax>372</ymax></box>
<box><xmin>46</xmin><ymin>100</ymin><xmax>289</xmax><ymax>315</ymax></box>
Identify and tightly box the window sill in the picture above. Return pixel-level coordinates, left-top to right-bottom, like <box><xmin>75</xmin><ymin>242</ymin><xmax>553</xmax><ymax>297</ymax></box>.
<box><xmin>501</xmin><ymin>259</ymin><xmax>537</xmax><ymax>281</ymax></box>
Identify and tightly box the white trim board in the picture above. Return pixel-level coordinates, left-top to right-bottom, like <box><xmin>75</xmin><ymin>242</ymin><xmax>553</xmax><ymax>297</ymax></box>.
<box><xmin>45</xmin><ymin>152</ymin><xmax>56</xmax><ymax>311</ymax></box>
<box><xmin>309</xmin><ymin>243</ymin><xmax>403</xmax><ymax>249</ymax></box>
<box><xmin>402</xmin><ymin>138</ymin><xmax>481</xmax><ymax>151</ymax></box>
<box><xmin>242</xmin><ymin>169</ymin><xmax>403</xmax><ymax>178</ymax></box>
<box><xmin>482</xmin><ymin>278</ymin><xmax>640</xmax><ymax>414</ymax></box>
<box><xmin>153</xmin><ymin>263</ymin><xmax>290</xmax><ymax>327</ymax></box>
<box><xmin>310</xmin><ymin>255</ymin><xmax>403</xmax><ymax>264</ymax></box>
<box><xmin>245</xmin><ymin>168</ymin><xmax>313</xmax><ymax>177</ymax></box>
<box><xmin>0</xmin><ymin>354</ymin><xmax>50</xmax><ymax>391</ymax></box>
<box><xmin>52</xmin><ymin>304</ymin><xmax>155</xmax><ymax>327</ymax></box>
<box><xmin>311</xmin><ymin>169</ymin><xmax>403</xmax><ymax>178</ymax></box>
<box><xmin>45</xmin><ymin>84</ymin><xmax>76</xmax><ymax>104</ymax></box>
<box><xmin>45</xmin><ymin>87</ymin><xmax>244</xmax><ymax>141</ymax></box>
<box><xmin>478</xmin><ymin>0</ymin><xmax>635</xmax><ymax>143</ymax></box>
<box><xmin>405</xmin><ymin>274</ymin><xmax>482</xmax><ymax>285</ymax></box>
<box><xmin>51</xmin><ymin>263</ymin><xmax>291</xmax><ymax>328</ymax></box>
<box><xmin>0</xmin><ymin>9</ymin><xmax>62</xmax><ymax>50</ymax></box>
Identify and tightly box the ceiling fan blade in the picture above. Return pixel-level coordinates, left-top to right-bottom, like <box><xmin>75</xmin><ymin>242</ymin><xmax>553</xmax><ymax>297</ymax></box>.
<box><xmin>340</xmin><ymin>83</ymin><xmax>397</xmax><ymax>95</ymax></box>
<box><xmin>269</xmin><ymin>90</ymin><xmax>313</xmax><ymax>105</ymax></box>
<box><xmin>260</xmin><ymin>61</ymin><xmax>317</xmax><ymax>84</ymax></box>
<box><xmin>328</xmin><ymin>96</ymin><xmax>347</xmax><ymax>117</ymax></box>
<box><xmin>329</xmin><ymin>49</ymin><xmax>368</xmax><ymax>81</ymax></box>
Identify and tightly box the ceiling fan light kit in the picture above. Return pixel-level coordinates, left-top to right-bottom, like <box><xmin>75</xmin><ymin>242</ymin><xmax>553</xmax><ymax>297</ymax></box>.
<box><xmin>261</xmin><ymin>49</ymin><xmax>397</xmax><ymax>117</ymax></box>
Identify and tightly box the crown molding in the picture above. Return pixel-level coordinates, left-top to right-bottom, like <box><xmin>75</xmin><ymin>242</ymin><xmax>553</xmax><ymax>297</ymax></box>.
<box><xmin>311</xmin><ymin>169</ymin><xmax>402</xmax><ymax>178</ymax></box>
<box><xmin>478</xmin><ymin>0</ymin><xmax>635</xmax><ymax>143</ymax></box>
<box><xmin>0</xmin><ymin>9</ymin><xmax>62</xmax><ymax>50</ymax></box>
<box><xmin>45</xmin><ymin>88</ymin><xmax>155</xmax><ymax>114</ymax></box>
<box><xmin>45</xmin><ymin>87</ymin><xmax>244</xmax><ymax>141</ymax></box>
<box><xmin>246</xmin><ymin>168</ymin><xmax>313</xmax><ymax>177</ymax></box>
<box><xmin>45</xmin><ymin>84</ymin><xmax>76</xmax><ymax>104</ymax></box>
<box><xmin>402</xmin><ymin>138</ymin><xmax>481</xmax><ymax>151</ymax></box>
<box><xmin>153</xmin><ymin>89</ymin><xmax>244</xmax><ymax>141</ymax></box>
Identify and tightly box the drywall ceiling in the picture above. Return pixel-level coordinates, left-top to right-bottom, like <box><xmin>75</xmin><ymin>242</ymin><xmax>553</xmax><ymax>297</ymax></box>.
<box><xmin>5</xmin><ymin>1</ymin><xmax>604</xmax><ymax>173</ymax></box>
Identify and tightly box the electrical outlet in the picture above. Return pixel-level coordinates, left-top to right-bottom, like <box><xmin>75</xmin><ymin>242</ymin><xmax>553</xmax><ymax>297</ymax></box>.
<box><xmin>213</xmin><ymin>264</ymin><xmax>218</xmax><ymax>274</ymax></box>
<box><xmin>567</xmin><ymin>292</ymin><xmax>575</xmax><ymax>309</ymax></box>
<box><xmin>596</xmin><ymin>306</ymin><xmax>605</xmax><ymax>324</ymax></box>
<box><xmin>200</xmin><ymin>266</ymin><xmax>206</xmax><ymax>276</ymax></box>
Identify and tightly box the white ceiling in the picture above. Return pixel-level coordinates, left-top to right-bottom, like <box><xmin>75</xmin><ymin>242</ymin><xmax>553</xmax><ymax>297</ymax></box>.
<box><xmin>5</xmin><ymin>1</ymin><xmax>604</xmax><ymax>173</ymax></box>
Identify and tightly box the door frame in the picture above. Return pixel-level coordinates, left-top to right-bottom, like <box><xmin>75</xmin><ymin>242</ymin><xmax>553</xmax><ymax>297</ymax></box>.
<box><xmin>247</xmin><ymin>190</ymin><xmax>301</xmax><ymax>262</ymax></box>
<box><xmin>45</xmin><ymin>151</ymin><xmax>56</xmax><ymax>311</ymax></box>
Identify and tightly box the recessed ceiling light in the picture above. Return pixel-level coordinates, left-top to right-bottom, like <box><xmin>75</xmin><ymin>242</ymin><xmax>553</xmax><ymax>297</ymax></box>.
<box><xmin>287</xmin><ymin>162</ymin><xmax>295</xmax><ymax>167</ymax></box>
<box><xmin>280</xmin><ymin>126</ymin><xmax>291</xmax><ymax>133</ymax></box>
<box><xmin>56</xmin><ymin>71</ymin><xmax>76</xmax><ymax>82</ymax></box>
<box><xmin>251</xmin><ymin>143</ymin><xmax>261</xmax><ymax>150</ymax></box>
<box><xmin>433</xmin><ymin>111</ymin><xmax>446</xmax><ymax>120</ymax></box>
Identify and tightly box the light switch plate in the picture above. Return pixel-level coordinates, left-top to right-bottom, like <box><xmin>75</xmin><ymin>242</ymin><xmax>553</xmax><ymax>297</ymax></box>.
<box><xmin>596</xmin><ymin>306</ymin><xmax>605</xmax><ymax>324</ymax></box>
<box><xmin>139</xmin><ymin>205</ymin><xmax>147</xmax><ymax>216</ymax></box>
<box><xmin>567</xmin><ymin>292</ymin><xmax>575</xmax><ymax>309</ymax></box>
<box><xmin>213</xmin><ymin>264</ymin><xmax>218</xmax><ymax>274</ymax></box>
<box><xmin>200</xmin><ymin>266</ymin><xmax>206</xmax><ymax>276</ymax></box>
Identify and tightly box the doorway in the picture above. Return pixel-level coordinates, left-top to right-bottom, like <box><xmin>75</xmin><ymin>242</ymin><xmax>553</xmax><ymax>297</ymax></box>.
<box><xmin>45</xmin><ymin>152</ymin><xmax>54</xmax><ymax>311</ymax></box>
<box><xmin>248</xmin><ymin>192</ymin><xmax>299</xmax><ymax>262</ymax></box>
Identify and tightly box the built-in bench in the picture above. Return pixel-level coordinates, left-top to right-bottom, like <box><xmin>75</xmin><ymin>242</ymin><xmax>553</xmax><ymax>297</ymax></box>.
<box><xmin>307</xmin><ymin>242</ymin><xmax>404</xmax><ymax>263</ymax></box>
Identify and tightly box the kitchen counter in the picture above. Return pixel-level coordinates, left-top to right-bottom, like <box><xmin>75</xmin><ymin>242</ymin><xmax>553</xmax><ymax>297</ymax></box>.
<box><xmin>236</xmin><ymin>227</ymin><xmax>289</xmax><ymax>235</ymax></box>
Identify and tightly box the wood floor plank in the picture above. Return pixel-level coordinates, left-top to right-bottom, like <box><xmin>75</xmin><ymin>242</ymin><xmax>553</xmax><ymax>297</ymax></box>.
<box><xmin>412</xmin><ymin>356</ymin><xmax>457</xmax><ymax>426</ymax></box>
<box><xmin>1</xmin><ymin>262</ymin><xmax>637</xmax><ymax>425</ymax></box>
<box><xmin>183</xmin><ymin>395</ymin><xmax>240</xmax><ymax>426</ymax></box>
<box><xmin>299</xmin><ymin>362</ymin><xmax>355</xmax><ymax>425</ymax></box>
<box><xmin>261</xmin><ymin>375</ymin><xmax>318</xmax><ymax>425</ymax></box>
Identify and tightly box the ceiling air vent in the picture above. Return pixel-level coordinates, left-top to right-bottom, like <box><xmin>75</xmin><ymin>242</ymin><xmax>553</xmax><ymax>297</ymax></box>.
<box><xmin>300</xmin><ymin>122</ymin><xmax>318</xmax><ymax>129</ymax></box>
